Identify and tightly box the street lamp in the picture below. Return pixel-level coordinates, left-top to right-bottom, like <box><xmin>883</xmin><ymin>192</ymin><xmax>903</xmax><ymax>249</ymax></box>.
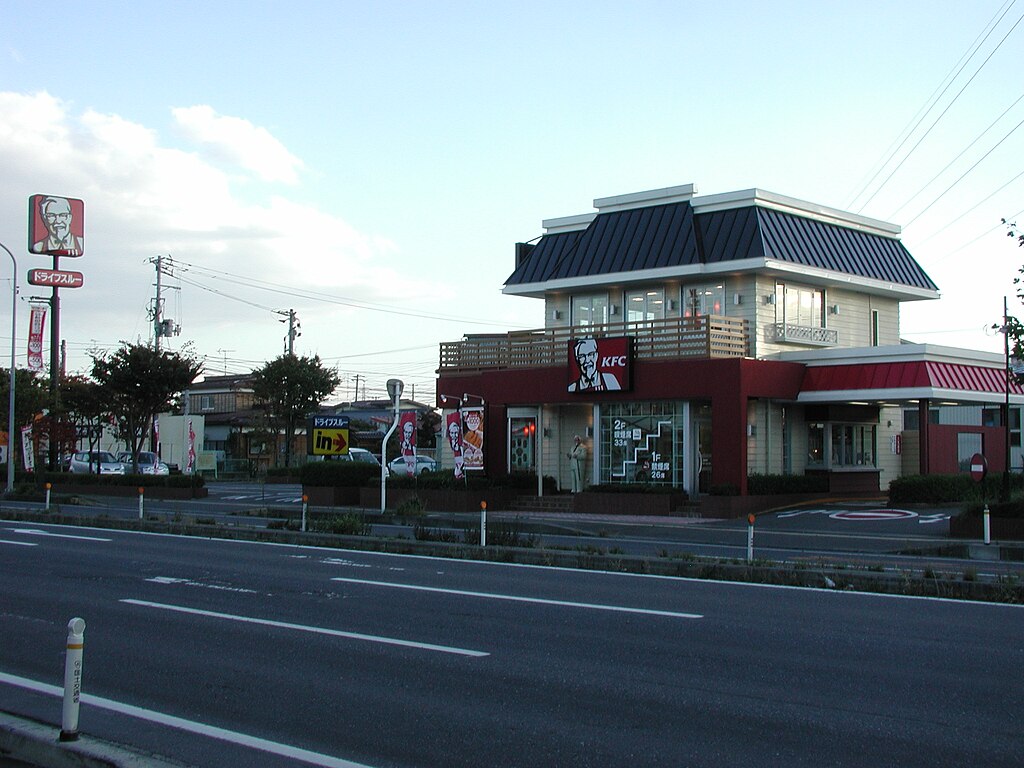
<box><xmin>381</xmin><ymin>378</ymin><xmax>404</xmax><ymax>513</ymax></box>
<box><xmin>0</xmin><ymin>241</ymin><xmax>16</xmax><ymax>494</ymax></box>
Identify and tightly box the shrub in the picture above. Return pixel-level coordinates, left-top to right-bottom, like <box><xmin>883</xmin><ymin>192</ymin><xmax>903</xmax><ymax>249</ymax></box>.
<box><xmin>310</xmin><ymin>513</ymin><xmax>370</xmax><ymax>535</ymax></box>
<box><xmin>299</xmin><ymin>461</ymin><xmax>378</xmax><ymax>487</ymax></box>
<box><xmin>960</xmin><ymin>497</ymin><xmax>1024</xmax><ymax>519</ymax></box>
<box><xmin>889</xmin><ymin>473</ymin><xmax>1024</xmax><ymax>504</ymax></box>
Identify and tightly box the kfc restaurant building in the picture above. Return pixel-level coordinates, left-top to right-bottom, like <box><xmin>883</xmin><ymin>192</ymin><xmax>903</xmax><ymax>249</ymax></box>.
<box><xmin>436</xmin><ymin>184</ymin><xmax>1024</xmax><ymax>502</ymax></box>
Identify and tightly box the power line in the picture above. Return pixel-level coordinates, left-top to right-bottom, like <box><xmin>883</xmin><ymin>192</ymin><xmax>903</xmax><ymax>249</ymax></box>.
<box><xmin>853</xmin><ymin>2</ymin><xmax>1022</xmax><ymax>213</ymax></box>
<box><xmin>888</xmin><ymin>90</ymin><xmax>1024</xmax><ymax>219</ymax></box>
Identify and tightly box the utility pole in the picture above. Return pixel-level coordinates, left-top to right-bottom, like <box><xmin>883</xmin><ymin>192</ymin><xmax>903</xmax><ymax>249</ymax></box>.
<box><xmin>148</xmin><ymin>255</ymin><xmax>180</xmax><ymax>350</ymax></box>
<box><xmin>147</xmin><ymin>255</ymin><xmax>180</xmax><ymax>452</ymax></box>
<box><xmin>277</xmin><ymin>308</ymin><xmax>300</xmax><ymax>356</ymax></box>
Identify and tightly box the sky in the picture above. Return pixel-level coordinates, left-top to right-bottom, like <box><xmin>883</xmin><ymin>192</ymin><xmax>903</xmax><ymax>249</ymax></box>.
<box><xmin>1</xmin><ymin>0</ymin><xmax>1023</xmax><ymax>405</ymax></box>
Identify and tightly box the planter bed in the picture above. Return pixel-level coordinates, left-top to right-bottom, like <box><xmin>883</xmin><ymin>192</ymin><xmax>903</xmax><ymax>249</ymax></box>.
<box><xmin>360</xmin><ymin>486</ymin><xmax>518</xmax><ymax>512</ymax></box>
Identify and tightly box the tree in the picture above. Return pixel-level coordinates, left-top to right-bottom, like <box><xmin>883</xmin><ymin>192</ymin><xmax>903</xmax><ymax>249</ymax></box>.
<box><xmin>61</xmin><ymin>374</ymin><xmax>109</xmax><ymax>452</ymax></box>
<box><xmin>1003</xmin><ymin>219</ymin><xmax>1024</xmax><ymax>383</ymax></box>
<box><xmin>0</xmin><ymin>368</ymin><xmax>50</xmax><ymax>468</ymax></box>
<box><xmin>251</xmin><ymin>354</ymin><xmax>340</xmax><ymax>468</ymax></box>
<box><xmin>91</xmin><ymin>343</ymin><xmax>203</xmax><ymax>471</ymax></box>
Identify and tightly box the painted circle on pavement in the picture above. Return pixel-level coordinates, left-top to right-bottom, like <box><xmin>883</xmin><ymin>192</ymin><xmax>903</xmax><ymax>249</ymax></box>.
<box><xmin>829</xmin><ymin>509</ymin><xmax>918</xmax><ymax>521</ymax></box>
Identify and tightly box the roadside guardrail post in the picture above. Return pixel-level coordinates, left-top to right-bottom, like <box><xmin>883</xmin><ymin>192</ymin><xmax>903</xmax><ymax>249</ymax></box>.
<box><xmin>480</xmin><ymin>501</ymin><xmax>487</xmax><ymax>547</ymax></box>
<box><xmin>746</xmin><ymin>513</ymin><xmax>755</xmax><ymax>563</ymax></box>
<box><xmin>302</xmin><ymin>494</ymin><xmax>309</xmax><ymax>532</ymax></box>
<box><xmin>138</xmin><ymin>486</ymin><xmax>145</xmax><ymax>520</ymax></box>
<box><xmin>44</xmin><ymin>481</ymin><xmax>51</xmax><ymax>511</ymax></box>
<box><xmin>59</xmin><ymin>617</ymin><xmax>86</xmax><ymax>742</ymax></box>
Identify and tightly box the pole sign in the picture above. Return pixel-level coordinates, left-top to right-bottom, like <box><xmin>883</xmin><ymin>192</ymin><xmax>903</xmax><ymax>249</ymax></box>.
<box><xmin>308</xmin><ymin>415</ymin><xmax>350</xmax><ymax>456</ymax></box>
<box><xmin>969</xmin><ymin>453</ymin><xmax>988</xmax><ymax>483</ymax></box>
<box><xmin>28</xmin><ymin>269</ymin><xmax>84</xmax><ymax>289</ymax></box>
<box><xmin>28</xmin><ymin>195</ymin><xmax>85</xmax><ymax>257</ymax></box>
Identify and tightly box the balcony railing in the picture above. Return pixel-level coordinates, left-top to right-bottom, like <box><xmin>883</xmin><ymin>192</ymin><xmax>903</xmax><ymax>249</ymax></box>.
<box><xmin>768</xmin><ymin>323</ymin><xmax>838</xmax><ymax>346</ymax></box>
<box><xmin>438</xmin><ymin>315</ymin><xmax>749</xmax><ymax>373</ymax></box>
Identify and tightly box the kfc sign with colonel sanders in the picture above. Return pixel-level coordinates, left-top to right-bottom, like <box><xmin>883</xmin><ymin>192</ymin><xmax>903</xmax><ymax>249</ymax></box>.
<box><xmin>567</xmin><ymin>336</ymin><xmax>632</xmax><ymax>393</ymax></box>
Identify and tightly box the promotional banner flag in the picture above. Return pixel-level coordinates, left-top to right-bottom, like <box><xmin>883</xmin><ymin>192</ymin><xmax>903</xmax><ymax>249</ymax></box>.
<box><xmin>187</xmin><ymin>419</ymin><xmax>196</xmax><ymax>474</ymax></box>
<box><xmin>399</xmin><ymin>411</ymin><xmax>417</xmax><ymax>476</ymax></box>
<box><xmin>445</xmin><ymin>411</ymin><xmax>465</xmax><ymax>479</ymax></box>
<box><xmin>27</xmin><ymin>304</ymin><xmax>46</xmax><ymax>372</ymax></box>
<box><xmin>461</xmin><ymin>407</ymin><xmax>484</xmax><ymax>471</ymax></box>
<box><xmin>20</xmin><ymin>425</ymin><xmax>34</xmax><ymax>472</ymax></box>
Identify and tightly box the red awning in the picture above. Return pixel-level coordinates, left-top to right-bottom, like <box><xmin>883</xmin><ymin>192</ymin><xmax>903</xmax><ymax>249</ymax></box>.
<box><xmin>801</xmin><ymin>361</ymin><xmax>1024</xmax><ymax>396</ymax></box>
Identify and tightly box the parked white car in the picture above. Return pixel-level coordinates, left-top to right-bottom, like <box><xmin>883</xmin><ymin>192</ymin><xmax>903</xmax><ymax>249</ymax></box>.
<box><xmin>68</xmin><ymin>451</ymin><xmax>126</xmax><ymax>475</ymax></box>
<box><xmin>339</xmin><ymin>448</ymin><xmax>381</xmax><ymax>466</ymax></box>
<box><xmin>387</xmin><ymin>455</ymin><xmax>438</xmax><ymax>476</ymax></box>
<box><xmin>116</xmin><ymin>451</ymin><xmax>170</xmax><ymax>475</ymax></box>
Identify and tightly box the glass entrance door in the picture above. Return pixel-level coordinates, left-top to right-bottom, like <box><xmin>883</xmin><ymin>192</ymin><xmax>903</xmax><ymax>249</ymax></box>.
<box><xmin>508</xmin><ymin>417</ymin><xmax>537</xmax><ymax>472</ymax></box>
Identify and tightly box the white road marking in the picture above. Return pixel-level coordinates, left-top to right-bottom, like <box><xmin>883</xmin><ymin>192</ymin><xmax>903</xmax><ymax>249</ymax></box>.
<box><xmin>120</xmin><ymin>599</ymin><xmax>489</xmax><ymax>657</ymax></box>
<box><xmin>10</xmin><ymin>528</ymin><xmax>112</xmax><ymax>542</ymax></box>
<box><xmin>146</xmin><ymin>576</ymin><xmax>258</xmax><ymax>594</ymax></box>
<box><xmin>0</xmin><ymin>539</ymin><xmax>37</xmax><ymax>546</ymax></box>
<box><xmin>0</xmin><ymin>670</ymin><xmax>374</xmax><ymax>768</ymax></box>
<box><xmin>330</xmin><ymin>577</ymin><xmax>703</xmax><ymax>619</ymax></box>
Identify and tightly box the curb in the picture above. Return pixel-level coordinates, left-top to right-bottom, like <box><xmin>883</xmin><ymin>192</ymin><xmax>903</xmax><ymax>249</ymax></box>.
<box><xmin>0</xmin><ymin>711</ymin><xmax>187</xmax><ymax>768</ymax></box>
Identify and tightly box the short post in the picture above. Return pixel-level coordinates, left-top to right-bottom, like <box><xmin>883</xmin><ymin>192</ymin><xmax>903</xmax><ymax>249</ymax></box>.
<box><xmin>301</xmin><ymin>494</ymin><xmax>309</xmax><ymax>533</ymax></box>
<box><xmin>746</xmin><ymin>513</ymin><xmax>755</xmax><ymax>563</ymax></box>
<box><xmin>138</xmin><ymin>486</ymin><xmax>145</xmax><ymax>520</ymax></box>
<box><xmin>480</xmin><ymin>501</ymin><xmax>487</xmax><ymax>547</ymax></box>
<box><xmin>44</xmin><ymin>481</ymin><xmax>51</xmax><ymax>511</ymax></box>
<box><xmin>983</xmin><ymin>503</ymin><xmax>991</xmax><ymax>546</ymax></box>
<box><xmin>59</xmin><ymin>617</ymin><xmax>86</xmax><ymax>742</ymax></box>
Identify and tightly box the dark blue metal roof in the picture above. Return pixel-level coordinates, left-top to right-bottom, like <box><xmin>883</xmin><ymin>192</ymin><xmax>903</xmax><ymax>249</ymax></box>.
<box><xmin>506</xmin><ymin>203</ymin><xmax>700</xmax><ymax>284</ymax></box>
<box><xmin>506</xmin><ymin>201</ymin><xmax>938</xmax><ymax>292</ymax></box>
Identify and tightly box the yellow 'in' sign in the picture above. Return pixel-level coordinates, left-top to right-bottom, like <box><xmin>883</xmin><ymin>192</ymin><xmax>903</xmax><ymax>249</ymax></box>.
<box><xmin>312</xmin><ymin>428</ymin><xmax>349</xmax><ymax>455</ymax></box>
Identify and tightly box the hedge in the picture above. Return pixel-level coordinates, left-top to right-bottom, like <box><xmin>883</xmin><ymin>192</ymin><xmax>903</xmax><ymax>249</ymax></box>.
<box><xmin>888</xmin><ymin>473</ymin><xmax>1023</xmax><ymax>504</ymax></box>
<box><xmin>298</xmin><ymin>461</ymin><xmax>379</xmax><ymax>487</ymax></box>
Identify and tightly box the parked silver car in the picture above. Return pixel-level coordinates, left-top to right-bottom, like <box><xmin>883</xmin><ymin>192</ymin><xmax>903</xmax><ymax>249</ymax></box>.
<box><xmin>68</xmin><ymin>451</ymin><xmax>126</xmax><ymax>475</ymax></box>
<box><xmin>387</xmin><ymin>455</ymin><xmax>438</xmax><ymax>476</ymax></box>
<box><xmin>116</xmin><ymin>451</ymin><xmax>170</xmax><ymax>475</ymax></box>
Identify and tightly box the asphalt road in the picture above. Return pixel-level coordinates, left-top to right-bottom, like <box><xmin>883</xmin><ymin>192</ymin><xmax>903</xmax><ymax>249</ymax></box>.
<box><xmin>1</xmin><ymin>523</ymin><xmax>1022</xmax><ymax>767</ymax></box>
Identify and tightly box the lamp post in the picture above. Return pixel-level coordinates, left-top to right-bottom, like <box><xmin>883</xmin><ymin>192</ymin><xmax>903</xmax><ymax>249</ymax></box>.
<box><xmin>381</xmin><ymin>378</ymin><xmax>404</xmax><ymax>513</ymax></box>
<box><xmin>0</xmin><ymin>241</ymin><xmax>17</xmax><ymax>494</ymax></box>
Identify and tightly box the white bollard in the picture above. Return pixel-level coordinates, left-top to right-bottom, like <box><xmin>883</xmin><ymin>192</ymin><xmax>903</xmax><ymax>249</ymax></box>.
<box><xmin>138</xmin><ymin>487</ymin><xmax>145</xmax><ymax>520</ymax></box>
<box><xmin>301</xmin><ymin>494</ymin><xmax>308</xmax><ymax>532</ymax></box>
<box><xmin>45</xmin><ymin>482</ymin><xmax>51</xmax><ymax>511</ymax></box>
<box><xmin>60</xmin><ymin>617</ymin><xmax>86</xmax><ymax>742</ymax></box>
<box><xmin>983</xmin><ymin>504</ymin><xmax>991</xmax><ymax>545</ymax></box>
<box><xmin>746</xmin><ymin>513</ymin><xmax>755</xmax><ymax>563</ymax></box>
<box><xmin>480</xmin><ymin>501</ymin><xmax>487</xmax><ymax>547</ymax></box>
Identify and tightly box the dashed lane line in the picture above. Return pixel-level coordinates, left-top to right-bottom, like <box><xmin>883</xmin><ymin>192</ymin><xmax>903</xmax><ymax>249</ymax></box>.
<box><xmin>330</xmin><ymin>577</ymin><xmax>704</xmax><ymax>619</ymax></box>
<box><xmin>119</xmin><ymin>598</ymin><xmax>489</xmax><ymax>657</ymax></box>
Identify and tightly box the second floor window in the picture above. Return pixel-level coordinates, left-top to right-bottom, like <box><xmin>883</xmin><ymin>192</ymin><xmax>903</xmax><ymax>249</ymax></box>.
<box><xmin>777</xmin><ymin>283</ymin><xmax>824</xmax><ymax>328</ymax></box>
<box><xmin>682</xmin><ymin>283</ymin><xmax>725</xmax><ymax>317</ymax></box>
<box><xmin>199</xmin><ymin>395</ymin><xmax>215</xmax><ymax>412</ymax></box>
<box><xmin>625</xmin><ymin>288</ymin><xmax>665</xmax><ymax>324</ymax></box>
<box><xmin>571</xmin><ymin>294</ymin><xmax>609</xmax><ymax>328</ymax></box>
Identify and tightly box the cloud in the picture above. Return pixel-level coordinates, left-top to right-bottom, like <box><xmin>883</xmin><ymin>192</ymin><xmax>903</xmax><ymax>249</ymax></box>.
<box><xmin>172</xmin><ymin>105</ymin><xmax>304</xmax><ymax>184</ymax></box>
<box><xmin>0</xmin><ymin>90</ymin><xmax>429</xmax><ymax>374</ymax></box>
